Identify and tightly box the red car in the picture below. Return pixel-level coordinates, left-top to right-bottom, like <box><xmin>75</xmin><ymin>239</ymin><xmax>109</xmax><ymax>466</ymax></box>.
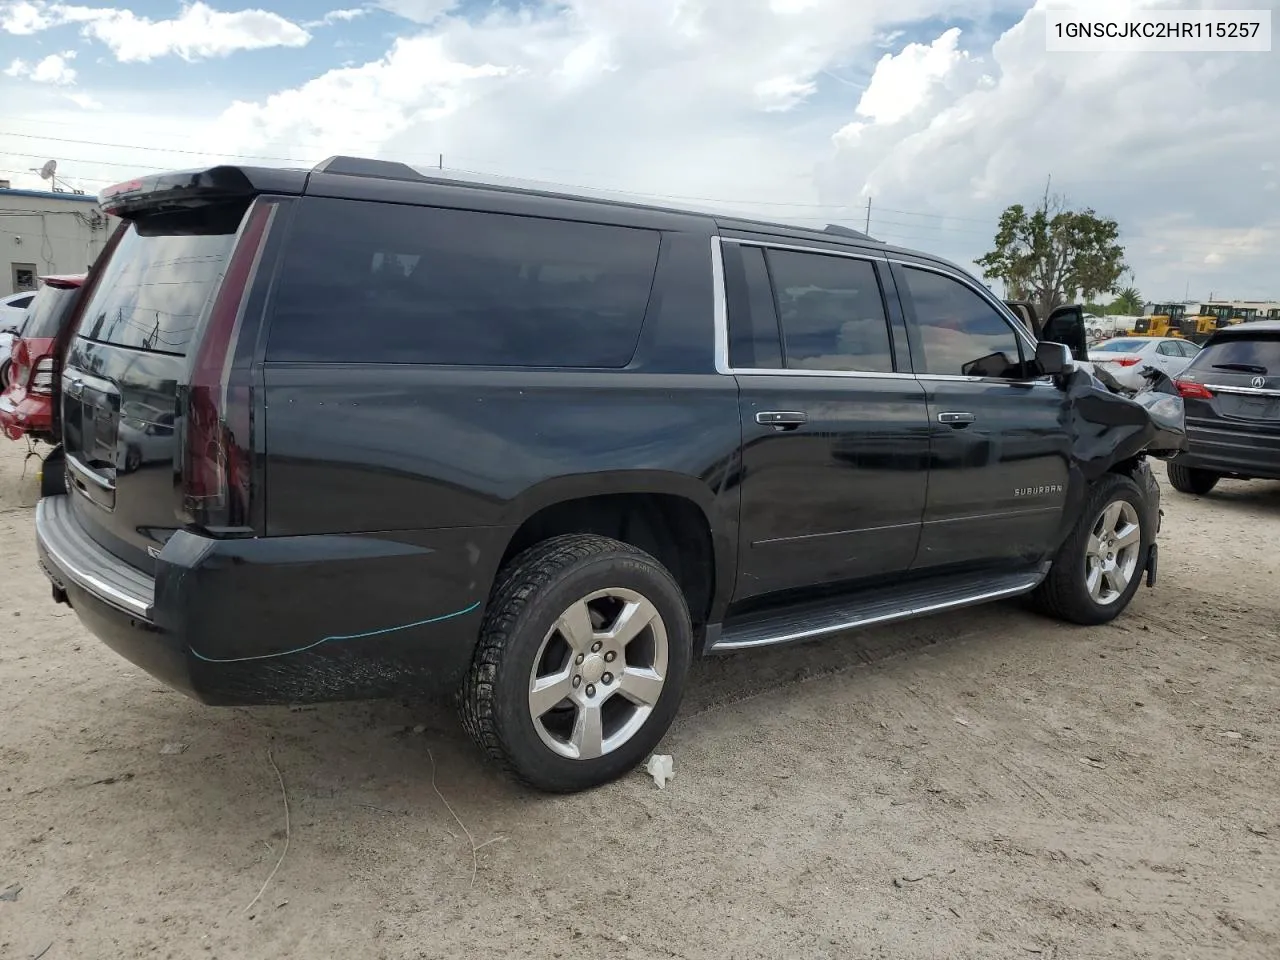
<box><xmin>0</xmin><ymin>274</ymin><xmax>86</xmax><ymax>443</ymax></box>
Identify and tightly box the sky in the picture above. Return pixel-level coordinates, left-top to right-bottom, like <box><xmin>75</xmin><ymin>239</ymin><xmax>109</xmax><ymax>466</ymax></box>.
<box><xmin>1</xmin><ymin>0</ymin><xmax>1276</xmax><ymax>302</ymax></box>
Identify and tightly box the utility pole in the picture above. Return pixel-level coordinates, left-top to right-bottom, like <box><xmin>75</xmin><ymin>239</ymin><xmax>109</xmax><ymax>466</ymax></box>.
<box><xmin>438</xmin><ymin>153</ymin><xmax>443</xmax><ymax>170</ymax></box>
<box><xmin>1042</xmin><ymin>173</ymin><xmax>1051</xmax><ymax>211</ymax></box>
<box><xmin>864</xmin><ymin>196</ymin><xmax>871</xmax><ymax>234</ymax></box>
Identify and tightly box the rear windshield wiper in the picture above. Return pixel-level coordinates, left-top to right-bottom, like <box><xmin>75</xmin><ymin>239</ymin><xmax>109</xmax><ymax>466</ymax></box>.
<box><xmin>1211</xmin><ymin>362</ymin><xmax>1268</xmax><ymax>374</ymax></box>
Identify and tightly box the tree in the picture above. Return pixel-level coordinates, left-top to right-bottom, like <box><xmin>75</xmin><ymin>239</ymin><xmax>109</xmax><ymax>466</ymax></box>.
<box><xmin>976</xmin><ymin>195</ymin><xmax>1128</xmax><ymax>320</ymax></box>
<box><xmin>1110</xmin><ymin>286</ymin><xmax>1143</xmax><ymax>314</ymax></box>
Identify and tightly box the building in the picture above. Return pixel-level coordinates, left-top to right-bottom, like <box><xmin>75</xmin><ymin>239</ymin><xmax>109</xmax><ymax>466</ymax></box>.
<box><xmin>0</xmin><ymin>186</ymin><xmax>115</xmax><ymax>296</ymax></box>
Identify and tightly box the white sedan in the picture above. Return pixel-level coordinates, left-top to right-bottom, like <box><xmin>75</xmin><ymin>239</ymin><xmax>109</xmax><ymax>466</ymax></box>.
<box><xmin>1087</xmin><ymin>336</ymin><xmax>1200</xmax><ymax>390</ymax></box>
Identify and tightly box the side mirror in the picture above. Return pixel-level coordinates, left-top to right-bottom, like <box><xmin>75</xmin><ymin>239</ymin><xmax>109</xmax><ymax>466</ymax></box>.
<box><xmin>1035</xmin><ymin>341</ymin><xmax>1074</xmax><ymax>376</ymax></box>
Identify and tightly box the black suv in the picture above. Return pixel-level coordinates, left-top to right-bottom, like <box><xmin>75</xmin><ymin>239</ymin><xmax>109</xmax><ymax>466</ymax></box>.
<box><xmin>1166</xmin><ymin>319</ymin><xmax>1280</xmax><ymax>494</ymax></box>
<box><xmin>35</xmin><ymin>157</ymin><xmax>1172</xmax><ymax>792</ymax></box>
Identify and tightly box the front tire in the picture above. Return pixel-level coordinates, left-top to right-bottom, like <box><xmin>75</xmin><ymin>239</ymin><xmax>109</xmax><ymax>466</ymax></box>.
<box><xmin>460</xmin><ymin>534</ymin><xmax>692</xmax><ymax>793</ymax></box>
<box><xmin>1032</xmin><ymin>473</ymin><xmax>1152</xmax><ymax>626</ymax></box>
<box><xmin>1166</xmin><ymin>461</ymin><xmax>1220</xmax><ymax>496</ymax></box>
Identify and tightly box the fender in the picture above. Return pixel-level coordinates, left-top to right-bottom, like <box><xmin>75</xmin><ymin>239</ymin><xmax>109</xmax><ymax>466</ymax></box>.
<box><xmin>499</xmin><ymin>467</ymin><xmax>741</xmax><ymax>624</ymax></box>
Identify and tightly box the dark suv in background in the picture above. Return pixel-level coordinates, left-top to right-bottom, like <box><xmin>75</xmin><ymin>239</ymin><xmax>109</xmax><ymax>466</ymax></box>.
<box><xmin>35</xmin><ymin>157</ymin><xmax>1175</xmax><ymax>792</ymax></box>
<box><xmin>1167</xmin><ymin>320</ymin><xmax>1280</xmax><ymax>494</ymax></box>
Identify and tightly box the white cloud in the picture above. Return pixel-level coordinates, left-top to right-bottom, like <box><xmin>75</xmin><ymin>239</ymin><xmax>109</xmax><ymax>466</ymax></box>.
<box><xmin>5</xmin><ymin>50</ymin><xmax>77</xmax><ymax>84</ymax></box>
<box><xmin>818</xmin><ymin>0</ymin><xmax>1280</xmax><ymax>298</ymax></box>
<box><xmin>207</xmin><ymin>34</ymin><xmax>508</xmax><ymax>150</ymax></box>
<box><xmin>0</xmin><ymin>0</ymin><xmax>53</xmax><ymax>32</ymax></box>
<box><xmin>64</xmin><ymin>90</ymin><xmax>102</xmax><ymax>109</ymax></box>
<box><xmin>849</xmin><ymin>27</ymin><xmax>973</xmax><ymax>125</ymax></box>
<box><xmin>306</xmin><ymin>7</ymin><xmax>369</xmax><ymax>29</ymax></box>
<box><xmin>2</xmin><ymin>0</ymin><xmax>1275</xmax><ymax>299</ymax></box>
<box><xmin>375</xmin><ymin>0</ymin><xmax>457</xmax><ymax>24</ymax></box>
<box><xmin>0</xmin><ymin>1</ymin><xmax>312</xmax><ymax>62</ymax></box>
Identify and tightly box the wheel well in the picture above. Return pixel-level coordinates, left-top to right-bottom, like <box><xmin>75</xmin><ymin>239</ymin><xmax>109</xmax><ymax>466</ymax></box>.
<box><xmin>500</xmin><ymin>494</ymin><xmax>715</xmax><ymax>627</ymax></box>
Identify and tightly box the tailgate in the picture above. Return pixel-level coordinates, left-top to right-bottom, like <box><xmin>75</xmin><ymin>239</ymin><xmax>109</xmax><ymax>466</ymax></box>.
<box><xmin>60</xmin><ymin>208</ymin><xmax>247</xmax><ymax>573</ymax></box>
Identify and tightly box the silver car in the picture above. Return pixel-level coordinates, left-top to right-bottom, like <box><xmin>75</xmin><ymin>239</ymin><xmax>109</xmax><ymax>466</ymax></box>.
<box><xmin>1088</xmin><ymin>336</ymin><xmax>1200</xmax><ymax>390</ymax></box>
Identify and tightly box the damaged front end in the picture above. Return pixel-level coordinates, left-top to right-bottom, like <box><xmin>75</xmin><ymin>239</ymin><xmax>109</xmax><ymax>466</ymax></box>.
<box><xmin>1052</xmin><ymin>363</ymin><xmax>1187</xmax><ymax>584</ymax></box>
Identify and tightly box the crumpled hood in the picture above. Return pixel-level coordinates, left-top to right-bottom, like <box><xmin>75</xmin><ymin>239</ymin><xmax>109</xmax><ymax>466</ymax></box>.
<box><xmin>1061</xmin><ymin>364</ymin><xmax>1187</xmax><ymax>482</ymax></box>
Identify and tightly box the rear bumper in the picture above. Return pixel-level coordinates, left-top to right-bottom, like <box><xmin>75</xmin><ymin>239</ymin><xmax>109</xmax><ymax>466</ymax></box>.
<box><xmin>1176</xmin><ymin>423</ymin><xmax>1280</xmax><ymax>481</ymax></box>
<box><xmin>0</xmin><ymin>390</ymin><xmax>53</xmax><ymax>441</ymax></box>
<box><xmin>36</xmin><ymin>495</ymin><xmax>497</xmax><ymax>705</ymax></box>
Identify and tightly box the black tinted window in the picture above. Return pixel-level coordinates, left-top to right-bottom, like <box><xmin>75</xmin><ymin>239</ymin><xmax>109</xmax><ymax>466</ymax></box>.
<box><xmin>903</xmin><ymin>267</ymin><xmax>1024</xmax><ymax>377</ymax></box>
<box><xmin>21</xmin><ymin>284</ymin><xmax>80</xmax><ymax>339</ymax></box>
<box><xmin>8</xmin><ymin>294</ymin><xmax>34</xmax><ymax>310</ymax></box>
<box><xmin>725</xmin><ymin>245</ymin><xmax>782</xmax><ymax>369</ymax></box>
<box><xmin>766</xmin><ymin>250</ymin><xmax>893</xmax><ymax>373</ymax></box>
<box><xmin>1192</xmin><ymin>336</ymin><xmax>1280</xmax><ymax>373</ymax></box>
<box><xmin>267</xmin><ymin>199</ymin><xmax>661</xmax><ymax>367</ymax></box>
<box><xmin>77</xmin><ymin>211</ymin><xmax>243</xmax><ymax>356</ymax></box>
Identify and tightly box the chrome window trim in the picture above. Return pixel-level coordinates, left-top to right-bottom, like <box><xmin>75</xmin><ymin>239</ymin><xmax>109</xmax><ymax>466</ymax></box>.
<box><xmin>711</xmin><ymin>236</ymin><xmax>1055</xmax><ymax>387</ymax></box>
<box><xmin>710</xmin><ymin>235</ymin><xmax>731</xmax><ymax>375</ymax></box>
<box><xmin>727</xmin><ymin>236</ymin><xmax>887</xmax><ymax>263</ymax></box>
<box><xmin>712</xmin><ymin>234</ymin><xmax>903</xmax><ymax>380</ymax></box>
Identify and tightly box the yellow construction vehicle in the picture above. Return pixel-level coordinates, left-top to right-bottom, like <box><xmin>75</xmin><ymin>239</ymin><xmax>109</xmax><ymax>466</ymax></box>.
<box><xmin>1178</xmin><ymin>302</ymin><xmax>1258</xmax><ymax>344</ymax></box>
<box><xmin>1130</xmin><ymin>303</ymin><xmax>1186</xmax><ymax>337</ymax></box>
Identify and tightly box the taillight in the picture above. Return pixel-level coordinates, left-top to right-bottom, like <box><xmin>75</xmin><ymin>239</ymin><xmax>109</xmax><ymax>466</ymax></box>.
<box><xmin>29</xmin><ymin>357</ymin><xmax>54</xmax><ymax>395</ymax></box>
<box><xmin>181</xmin><ymin>201</ymin><xmax>275</xmax><ymax>532</ymax></box>
<box><xmin>1175</xmin><ymin>379</ymin><xmax>1214</xmax><ymax>400</ymax></box>
<box><xmin>1115</xmin><ymin>357</ymin><xmax>1141</xmax><ymax>367</ymax></box>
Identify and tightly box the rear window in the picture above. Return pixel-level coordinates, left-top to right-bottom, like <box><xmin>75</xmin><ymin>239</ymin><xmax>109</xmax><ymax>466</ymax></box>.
<box><xmin>1093</xmin><ymin>339</ymin><xmax>1146</xmax><ymax>353</ymax></box>
<box><xmin>266</xmin><ymin>198</ymin><xmax>661</xmax><ymax>367</ymax></box>
<box><xmin>1190</xmin><ymin>335</ymin><xmax>1280</xmax><ymax>374</ymax></box>
<box><xmin>76</xmin><ymin>206</ymin><xmax>245</xmax><ymax>356</ymax></box>
<box><xmin>21</xmin><ymin>284</ymin><xmax>80</xmax><ymax>339</ymax></box>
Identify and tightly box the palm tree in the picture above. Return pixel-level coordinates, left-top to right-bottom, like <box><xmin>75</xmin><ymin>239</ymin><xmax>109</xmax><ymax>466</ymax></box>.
<box><xmin>1112</xmin><ymin>286</ymin><xmax>1143</xmax><ymax>314</ymax></box>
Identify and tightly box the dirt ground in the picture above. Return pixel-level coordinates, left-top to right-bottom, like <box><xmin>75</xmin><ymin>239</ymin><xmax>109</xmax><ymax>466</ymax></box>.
<box><xmin>1</xmin><ymin>439</ymin><xmax>1277</xmax><ymax>960</ymax></box>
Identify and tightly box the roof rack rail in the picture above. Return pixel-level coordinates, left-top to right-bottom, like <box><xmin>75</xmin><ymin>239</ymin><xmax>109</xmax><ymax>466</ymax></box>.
<box><xmin>312</xmin><ymin>155</ymin><xmax>427</xmax><ymax>183</ymax></box>
<box><xmin>823</xmin><ymin>223</ymin><xmax>874</xmax><ymax>241</ymax></box>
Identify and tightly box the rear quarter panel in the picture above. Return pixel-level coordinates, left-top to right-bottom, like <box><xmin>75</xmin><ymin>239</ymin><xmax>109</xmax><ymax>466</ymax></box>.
<box><xmin>259</xmin><ymin>227</ymin><xmax>742</xmax><ymax>616</ymax></box>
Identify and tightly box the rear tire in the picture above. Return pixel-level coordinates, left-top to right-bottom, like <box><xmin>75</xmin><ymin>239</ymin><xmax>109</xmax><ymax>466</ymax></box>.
<box><xmin>1031</xmin><ymin>473</ymin><xmax>1152</xmax><ymax>626</ymax></box>
<box><xmin>460</xmin><ymin>534</ymin><xmax>692</xmax><ymax>793</ymax></box>
<box><xmin>1166</xmin><ymin>462</ymin><xmax>1220</xmax><ymax>496</ymax></box>
<box><xmin>0</xmin><ymin>359</ymin><xmax>10</xmax><ymax>390</ymax></box>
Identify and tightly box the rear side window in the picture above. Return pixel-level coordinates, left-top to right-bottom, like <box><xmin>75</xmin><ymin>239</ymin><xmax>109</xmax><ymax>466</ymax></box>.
<box><xmin>266</xmin><ymin>198</ymin><xmax>661</xmax><ymax>367</ymax></box>
<box><xmin>1191</xmin><ymin>336</ymin><xmax>1280</xmax><ymax>373</ymax></box>
<box><xmin>19</xmin><ymin>284</ymin><xmax>80</xmax><ymax>339</ymax></box>
<box><xmin>724</xmin><ymin>245</ymin><xmax>783</xmax><ymax>369</ymax></box>
<box><xmin>767</xmin><ymin>249</ymin><xmax>894</xmax><ymax>373</ymax></box>
<box><xmin>76</xmin><ymin>208</ymin><xmax>245</xmax><ymax>356</ymax></box>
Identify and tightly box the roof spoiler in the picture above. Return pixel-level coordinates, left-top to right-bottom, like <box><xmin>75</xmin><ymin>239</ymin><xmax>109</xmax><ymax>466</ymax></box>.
<box><xmin>98</xmin><ymin>165</ymin><xmax>306</xmax><ymax>218</ymax></box>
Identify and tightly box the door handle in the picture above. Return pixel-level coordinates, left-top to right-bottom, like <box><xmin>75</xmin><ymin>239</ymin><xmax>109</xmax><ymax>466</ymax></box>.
<box><xmin>756</xmin><ymin>410</ymin><xmax>807</xmax><ymax>430</ymax></box>
<box><xmin>938</xmin><ymin>411</ymin><xmax>976</xmax><ymax>427</ymax></box>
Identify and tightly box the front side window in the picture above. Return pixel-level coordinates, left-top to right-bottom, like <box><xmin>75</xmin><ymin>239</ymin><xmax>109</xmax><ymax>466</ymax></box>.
<box><xmin>766</xmin><ymin>250</ymin><xmax>894</xmax><ymax>373</ymax></box>
<box><xmin>267</xmin><ymin>198</ymin><xmax>662</xmax><ymax>367</ymax></box>
<box><xmin>901</xmin><ymin>266</ymin><xmax>1025</xmax><ymax>378</ymax></box>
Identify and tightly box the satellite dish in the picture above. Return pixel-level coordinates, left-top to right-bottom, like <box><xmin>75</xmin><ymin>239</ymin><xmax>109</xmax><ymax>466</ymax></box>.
<box><xmin>39</xmin><ymin>160</ymin><xmax>57</xmax><ymax>180</ymax></box>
